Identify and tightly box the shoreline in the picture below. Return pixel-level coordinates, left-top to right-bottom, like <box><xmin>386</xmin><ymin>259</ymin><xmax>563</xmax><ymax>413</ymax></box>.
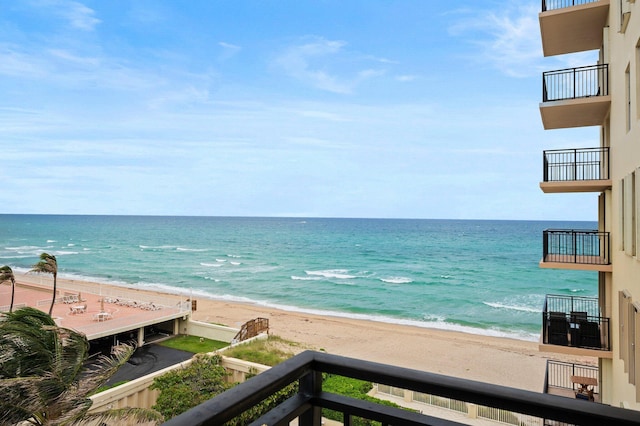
<box><xmin>11</xmin><ymin>268</ymin><xmax>539</xmax><ymax>343</ymax></box>
<box><xmin>9</xmin><ymin>272</ymin><xmax>597</xmax><ymax>392</ymax></box>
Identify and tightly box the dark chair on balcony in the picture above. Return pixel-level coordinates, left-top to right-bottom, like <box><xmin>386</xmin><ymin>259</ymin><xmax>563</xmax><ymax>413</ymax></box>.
<box><xmin>570</xmin><ymin>311</ymin><xmax>588</xmax><ymax>322</ymax></box>
<box><xmin>578</xmin><ymin>321</ymin><xmax>601</xmax><ymax>349</ymax></box>
<box><xmin>548</xmin><ymin>312</ymin><xmax>569</xmax><ymax>346</ymax></box>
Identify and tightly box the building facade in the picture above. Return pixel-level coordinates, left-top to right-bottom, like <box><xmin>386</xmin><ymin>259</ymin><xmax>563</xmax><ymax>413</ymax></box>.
<box><xmin>538</xmin><ymin>0</ymin><xmax>640</xmax><ymax>410</ymax></box>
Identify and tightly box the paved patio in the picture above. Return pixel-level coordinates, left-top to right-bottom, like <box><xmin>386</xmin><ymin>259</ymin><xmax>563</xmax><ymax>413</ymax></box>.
<box><xmin>0</xmin><ymin>275</ymin><xmax>191</xmax><ymax>340</ymax></box>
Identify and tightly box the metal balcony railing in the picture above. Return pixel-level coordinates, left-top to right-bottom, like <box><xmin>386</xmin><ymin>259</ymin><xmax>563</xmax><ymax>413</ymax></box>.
<box><xmin>545</xmin><ymin>360</ymin><xmax>600</xmax><ymax>397</ymax></box>
<box><xmin>542</xmin><ymin>64</ymin><xmax>609</xmax><ymax>102</ymax></box>
<box><xmin>542</xmin><ymin>0</ymin><xmax>602</xmax><ymax>12</ymax></box>
<box><xmin>162</xmin><ymin>351</ymin><xmax>640</xmax><ymax>426</ymax></box>
<box><xmin>542</xmin><ymin>229</ymin><xmax>610</xmax><ymax>265</ymax></box>
<box><xmin>542</xmin><ymin>295</ymin><xmax>611</xmax><ymax>351</ymax></box>
<box><xmin>543</xmin><ymin>147</ymin><xmax>609</xmax><ymax>182</ymax></box>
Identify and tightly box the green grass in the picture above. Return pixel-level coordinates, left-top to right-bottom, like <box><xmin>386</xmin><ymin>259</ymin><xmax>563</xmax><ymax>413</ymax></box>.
<box><xmin>222</xmin><ymin>335</ymin><xmax>299</xmax><ymax>366</ymax></box>
<box><xmin>321</xmin><ymin>375</ymin><xmax>409</xmax><ymax>426</ymax></box>
<box><xmin>158</xmin><ymin>335</ymin><xmax>229</xmax><ymax>353</ymax></box>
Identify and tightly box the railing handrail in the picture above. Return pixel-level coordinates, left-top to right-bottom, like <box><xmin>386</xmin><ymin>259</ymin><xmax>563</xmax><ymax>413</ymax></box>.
<box><xmin>544</xmin><ymin>228</ymin><xmax>605</xmax><ymax>234</ymax></box>
<box><xmin>542</xmin><ymin>0</ymin><xmax>602</xmax><ymax>12</ymax></box>
<box><xmin>542</xmin><ymin>63</ymin><xmax>608</xmax><ymax>75</ymax></box>
<box><xmin>543</xmin><ymin>147</ymin><xmax>607</xmax><ymax>154</ymax></box>
<box><xmin>163</xmin><ymin>351</ymin><xmax>640</xmax><ymax>426</ymax></box>
<box><xmin>546</xmin><ymin>293</ymin><xmax>599</xmax><ymax>302</ymax></box>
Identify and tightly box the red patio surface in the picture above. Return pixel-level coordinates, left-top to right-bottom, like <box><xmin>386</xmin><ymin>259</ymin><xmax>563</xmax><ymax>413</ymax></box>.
<box><xmin>0</xmin><ymin>275</ymin><xmax>190</xmax><ymax>340</ymax></box>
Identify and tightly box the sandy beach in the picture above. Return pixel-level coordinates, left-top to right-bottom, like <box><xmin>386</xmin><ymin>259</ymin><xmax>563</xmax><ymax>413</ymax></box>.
<box><xmin>10</xmin><ymin>273</ymin><xmax>596</xmax><ymax>393</ymax></box>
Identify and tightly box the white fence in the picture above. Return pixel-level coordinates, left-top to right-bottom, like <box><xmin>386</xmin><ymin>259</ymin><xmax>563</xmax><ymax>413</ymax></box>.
<box><xmin>374</xmin><ymin>384</ymin><xmax>544</xmax><ymax>426</ymax></box>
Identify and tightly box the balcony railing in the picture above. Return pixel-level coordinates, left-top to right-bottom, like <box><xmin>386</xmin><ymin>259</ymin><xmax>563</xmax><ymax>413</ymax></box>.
<box><xmin>542</xmin><ymin>0</ymin><xmax>602</xmax><ymax>12</ymax></box>
<box><xmin>543</xmin><ymin>147</ymin><xmax>609</xmax><ymax>182</ymax></box>
<box><xmin>542</xmin><ymin>295</ymin><xmax>611</xmax><ymax>351</ymax></box>
<box><xmin>162</xmin><ymin>351</ymin><xmax>640</xmax><ymax>426</ymax></box>
<box><xmin>545</xmin><ymin>360</ymin><xmax>600</xmax><ymax>400</ymax></box>
<box><xmin>542</xmin><ymin>64</ymin><xmax>608</xmax><ymax>102</ymax></box>
<box><xmin>542</xmin><ymin>229</ymin><xmax>610</xmax><ymax>265</ymax></box>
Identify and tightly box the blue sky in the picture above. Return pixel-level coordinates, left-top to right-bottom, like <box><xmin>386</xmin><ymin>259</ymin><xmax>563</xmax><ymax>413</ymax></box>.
<box><xmin>1</xmin><ymin>0</ymin><xmax>600</xmax><ymax>220</ymax></box>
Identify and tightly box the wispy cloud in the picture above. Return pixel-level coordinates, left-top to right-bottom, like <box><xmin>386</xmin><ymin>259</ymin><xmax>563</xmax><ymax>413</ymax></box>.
<box><xmin>30</xmin><ymin>0</ymin><xmax>101</xmax><ymax>31</ymax></box>
<box><xmin>449</xmin><ymin>3</ymin><xmax>542</xmax><ymax>77</ymax></box>
<box><xmin>272</xmin><ymin>36</ymin><xmax>387</xmax><ymax>94</ymax></box>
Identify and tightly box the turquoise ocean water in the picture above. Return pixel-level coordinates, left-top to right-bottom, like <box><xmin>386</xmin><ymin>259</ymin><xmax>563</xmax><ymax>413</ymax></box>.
<box><xmin>0</xmin><ymin>215</ymin><xmax>597</xmax><ymax>341</ymax></box>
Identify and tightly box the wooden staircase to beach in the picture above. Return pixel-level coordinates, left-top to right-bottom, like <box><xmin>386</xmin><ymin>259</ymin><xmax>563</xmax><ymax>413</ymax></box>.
<box><xmin>233</xmin><ymin>317</ymin><xmax>269</xmax><ymax>342</ymax></box>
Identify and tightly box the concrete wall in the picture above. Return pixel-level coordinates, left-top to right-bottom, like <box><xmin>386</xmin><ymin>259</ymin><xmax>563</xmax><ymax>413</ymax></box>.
<box><xmin>181</xmin><ymin>318</ymin><xmax>239</xmax><ymax>342</ymax></box>
<box><xmin>89</xmin><ymin>354</ymin><xmax>270</xmax><ymax>414</ymax></box>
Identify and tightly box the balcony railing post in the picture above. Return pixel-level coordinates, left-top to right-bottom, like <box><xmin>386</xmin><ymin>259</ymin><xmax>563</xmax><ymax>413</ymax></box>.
<box><xmin>299</xmin><ymin>370</ymin><xmax>323</xmax><ymax>426</ymax></box>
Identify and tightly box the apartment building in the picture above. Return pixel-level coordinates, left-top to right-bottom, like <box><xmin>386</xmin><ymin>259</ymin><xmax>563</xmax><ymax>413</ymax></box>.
<box><xmin>538</xmin><ymin>0</ymin><xmax>640</xmax><ymax>410</ymax></box>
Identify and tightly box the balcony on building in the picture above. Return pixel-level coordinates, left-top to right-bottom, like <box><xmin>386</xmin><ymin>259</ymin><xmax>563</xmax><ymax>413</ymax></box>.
<box><xmin>541</xmin><ymin>147</ymin><xmax>611</xmax><ymax>193</ymax></box>
<box><xmin>545</xmin><ymin>360</ymin><xmax>601</xmax><ymax>403</ymax></box>
<box><xmin>540</xmin><ymin>295</ymin><xmax>612</xmax><ymax>357</ymax></box>
<box><xmin>162</xmin><ymin>351</ymin><xmax>638</xmax><ymax>426</ymax></box>
<box><xmin>541</xmin><ymin>229</ymin><xmax>611</xmax><ymax>272</ymax></box>
<box><xmin>540</xmin><ymin>64</ymin><xmax>610</xmax><ymax>129</ymax></box>
<box><xmin>540</xmin><ymin>0</ymin><xmax>609</xmax><ymax>56</ymax></box>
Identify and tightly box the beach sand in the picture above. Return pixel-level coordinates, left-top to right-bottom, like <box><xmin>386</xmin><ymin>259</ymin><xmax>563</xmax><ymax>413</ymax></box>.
<box><xmin>190</xmin><ymin>298</ymin><xmax>596</xmax><ymax>392</ymax></box>
<box><xmin>10</xmin><ymin>273</ymin><xmax>596</xmax><ymax>393</ymax></box>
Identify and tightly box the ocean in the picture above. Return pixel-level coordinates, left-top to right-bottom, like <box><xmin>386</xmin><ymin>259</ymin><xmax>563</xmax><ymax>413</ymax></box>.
<box><xmin>0</xmin><ymin>215</ymin><xmax>597</xmax><ymax>341</ymax></box>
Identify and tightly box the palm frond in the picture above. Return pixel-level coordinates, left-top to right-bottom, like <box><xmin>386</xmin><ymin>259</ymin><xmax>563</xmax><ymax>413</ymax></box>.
<box><xmin>0</xmin><ymin>265</ymin><xmax>14</xmax><ymax>284</ymax></box>
<box><xmin>69</xmin><ymin>407</ymin><xmax>164</xmax><ymax>426</ymax></box>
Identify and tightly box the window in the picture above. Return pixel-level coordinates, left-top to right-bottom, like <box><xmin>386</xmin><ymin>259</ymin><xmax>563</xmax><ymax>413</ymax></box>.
<box><xmin>635</xmin><ymin>304</ymin><xmax>640</xmax><ymax>401</ymax></box>
<box><xmin>621</xmin><ymin>179</ymin><xmax>626</xmax><ymax>252</ymax></box>
<box><xmin>637</xmin><ymin>168</ymin><xmax>640</xmax><ymax>258</ymax></box>
<box><xmin>623</xmin><ymin>173</ymin><xmax>636</xmax><ymax>256</ymax></box>
<box><xmin>629</xmin><ymin>300</ymin><xmax>637</xmax><ymax>385</ymax></box>
<box><xmin>626</xmin><ymin>64</ymin><xmax>632</xmax><ymax>132</ymax></box>
<box><xmin>622</xmin><ymin>0</ymin><xmax>632</xmax><ymax>32</ymax></box>
<box><xmin>636</xmin><ymin>40</ymin><xmax>640</xmax><ymax>120</ymax></box>
<box><xmin>621</xmin><ymin>290</ymin><xmax>631</xmax><ymax>369</ymax></box>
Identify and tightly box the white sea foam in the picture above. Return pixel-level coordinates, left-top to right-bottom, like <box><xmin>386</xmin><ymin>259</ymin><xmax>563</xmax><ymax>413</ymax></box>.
<box><xmin>483</xmin><ymin>302</ymin><xmax>540</xmax><ymax>313</ymax></box>
<box><xmin>305</xmin><ymin>269</ymin><xmax>356</xmax><ymax>279</ymax></box>
<box><xmin>216</xmin><ymin>259</ymin><xmax>227</xmax><ymax>263</ymax></box>
<box><xmin>227</xmin><ymin>254</ymin><xmax>241</xmax><ymax>258</ymax></box>
<box><xmin>291</xmin><ymin>275</ymin><xmax>323</xmax><ymax>281</ymax></box>
<box><xmin>177</xmin><ymin>247</ymin><xmax>209</xmax><ymax>252</ymax></box>
<box><xmin>200</xmin><ymin>262</ymin><xmax>222</xmax><ymax>267</ymax></box>
<box><xmin>50</xmin><ymin>250</ymin><xmax>79</xmax><ymax>256</ymax></box>
<box><xmin>47</xmin><ymin>240</ymin><xmax>56</xmax><ymax>243</ymax></box>
<box><xmin>380</xmin><ymin>277</ymin><xmax>413</xmax><ymax>284</ymax></box>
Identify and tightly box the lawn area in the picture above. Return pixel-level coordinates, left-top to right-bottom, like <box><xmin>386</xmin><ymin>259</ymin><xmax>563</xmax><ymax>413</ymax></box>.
<box><xmin>158</xmin><ymin>335</ymin><xmax>229</xmax><ymax>353</ymax></box>
<box><xmin>222</xmin><ymin>335</ymin><xmax>301</xmax><ymax>366</ymax></box>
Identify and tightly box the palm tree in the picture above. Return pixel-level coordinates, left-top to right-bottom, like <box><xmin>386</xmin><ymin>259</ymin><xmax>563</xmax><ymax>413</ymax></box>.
<box><xmin>0</xmin><ymin>307</ymin><xmax>163</xmax><ymax>425</ymax></box>
<box><xmin>0</xmin><ymin>266</ymin><xmax>16</xmax><ymax>312</ymax></box>
<box><xmin>30</xmin><ymin>253</ymin><xmax>58</xmax><ymax>315</ymax></box>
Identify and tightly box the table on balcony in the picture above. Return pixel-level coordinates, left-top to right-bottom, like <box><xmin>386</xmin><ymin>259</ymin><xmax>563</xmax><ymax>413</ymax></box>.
<box><xmin>571</xmin><ymin>375</ymin><xmax>597</xmax><ymax>401</ymax></box>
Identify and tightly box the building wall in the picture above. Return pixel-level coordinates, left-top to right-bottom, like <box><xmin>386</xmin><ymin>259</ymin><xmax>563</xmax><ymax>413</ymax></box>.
<box><xmin>606</xmin><ymin>0</ymin><xmax>640</xmax><ymax>410</ymax></box>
